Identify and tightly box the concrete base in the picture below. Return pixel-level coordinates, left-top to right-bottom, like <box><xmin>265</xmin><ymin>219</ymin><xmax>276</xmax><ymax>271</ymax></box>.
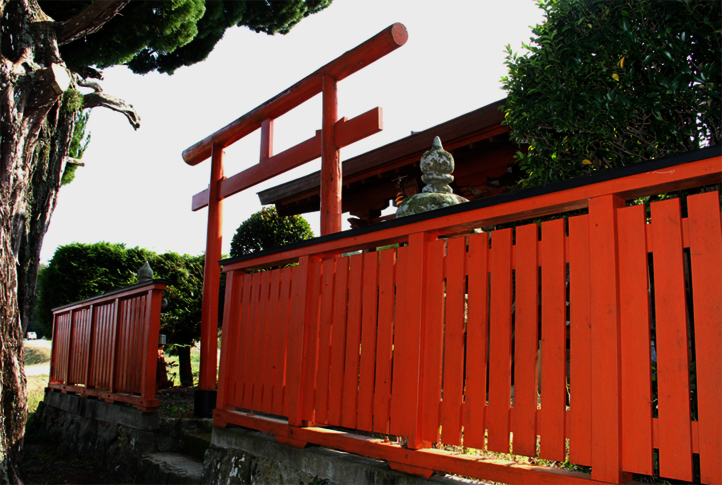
<box><xmin>204</xmin><ymin>426</ymin><xmax>472</xmax><ymax>485</ymax></box>
<box><xmin>194</xmin><ymin>389</ymin><xmax>217</xmax><ymax>418</ymax></box>
<box><xmin>43</xmin><ymin>390</ymin><xmax>160</xmax><ymax>430</ymax></box>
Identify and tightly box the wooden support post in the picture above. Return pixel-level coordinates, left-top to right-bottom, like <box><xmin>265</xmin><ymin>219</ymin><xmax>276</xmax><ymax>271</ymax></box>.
<box><xmin>260</xmin><ymin>119</ymin><xmax>273</xmax><ymax>161</ymax></box>
<box><xmin>199</xmin><ymin>143</ymin><xmax>225</xmax><ymax>390</ymax></box>
<box><xmin>321</xmin><ymin>75</ymin><xmax>341</xmax><ymax>235</ymax></box>
<box><xmin>140</xmin><ymin>288</ymin><xmax>163</xmax><ymax>403</ymax></box>
<box><xmin>588</xmin><ymin>195</ymin><xmax>630</xmax><ymax>484</ymax></box>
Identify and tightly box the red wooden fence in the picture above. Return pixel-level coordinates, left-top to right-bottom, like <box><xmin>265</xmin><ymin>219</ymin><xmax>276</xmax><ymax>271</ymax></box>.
<box><xmin>48</xmin><ymin>280</ymin><xmax>167</xmax><ymax>412</ymax></box>
<box><xmin>215</xmin><ymin>150</ymin><xmax>721</xmax><ymax>484</ymax></box>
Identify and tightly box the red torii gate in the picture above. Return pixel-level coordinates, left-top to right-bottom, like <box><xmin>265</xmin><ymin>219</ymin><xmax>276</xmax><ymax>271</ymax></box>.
<box><xmin>183</xmin><ymin>24</ymin><xmax>408</xmax><ymax>407</ymax></box>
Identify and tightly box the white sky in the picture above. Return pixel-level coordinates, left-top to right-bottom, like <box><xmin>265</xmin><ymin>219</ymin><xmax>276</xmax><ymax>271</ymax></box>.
<box><xmin>40</xmin><ymin>0</ymin><xmax>545</xmax><ymax>263</ymax></box>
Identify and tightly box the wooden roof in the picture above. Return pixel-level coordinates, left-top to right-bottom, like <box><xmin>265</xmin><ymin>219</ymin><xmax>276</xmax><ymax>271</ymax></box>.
<box><xmin>259</xmin><ymin>98</ymin><xmax>522</xmax><ymax>221</ymax></box>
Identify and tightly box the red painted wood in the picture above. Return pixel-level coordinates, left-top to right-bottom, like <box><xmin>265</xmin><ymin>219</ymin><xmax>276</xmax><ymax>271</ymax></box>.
<box><xmin>191</xmin><ymin>109</ymin><xmax>383</xmax><ymax>212</ymax></box>
<box><xmin>567</xmin><ymin>215</ymin><xmax>592</xmax><ymax>467</ymax></box>
<box><xmin>357</xmin><ymin>251</ymin><xmax>379</xmax><ymax>431</ymax></box>
<box><xmin>686</xmin><ymin>192</ymin><xmax>722</xmax><ymax>485</ymax></box>
<box><xmin>315</xmin><ymin>259</ymin><xmax>336</xmax><ymax>425</ymax></box>
<box><xmin>286</xmin><ymin>259</ymin><xmax>312</xmax><ymax>426</ymax></box>
<box><xmin>262</xmin><ymin>270</ymin><xmax>282</xmax><ymax>412</ymax></box>
<box><xmin>390</xmin><ymin>233</ymin><xmax>434</xmax><ymax>448</ymax></box>
<box><xmin>321</xmin><ymin>74</ymin><xmax>341</xmax><ymax>235</ymax></box>
<box><xmin>260</xmin><ymin>118</ymin><xmax>273</xmax><ymax>161</ymax></box>
<box><xmin>242</xmin><ymin>272</ymin><xmax>262</xmax><ymax>409</ymax></box>
<box><xmin>328</xmin><ymin>257</ymin><xmax>349</xmax><ymax>425</ymax></box>
<box><xmin>651</xmin><ymin>198</ymin><xmax>693</xmax><ymax>482</ymax></box>
<box><xmin>222</xmin><ymin>157</ymin><xmax>722</xmax><ymax>275</ymax></box>
<box><xmin>237</xmin><ymin>273</ymin><xmax>255</xmax><ymax>409</ymax></box>
<box><xmin>418</xmin><ymin>239</ymin><xmax>444</xmax><ymax>443</ymax></box>
<box><xmin>217</xmin><ymin>271</ymin><xmax>241</xmax><ymax>412</ymax></box>
<box><xmin>372</xmin><ymin>248</ymin><xmax>396</xmax><ymax>434</ymax></box>
<box><xmin>463</xmin><ymin>232</ymin><xmax>489</xmax><ymax>449</ymax></box>
<box><xmin>487</xmin><ymin>228</ymin><xmax>513</xmax><ymax>453</ymax></box>
<box><xmin>617</xmin><ymin>205</ymin><xmax>654</xmax><ymax>475</ymax></box>
<box><xmin>200</xmin><ymin>143</ymin><xmax>224</xmax><ymax>391</ymax></box>
<box><xmin>440</xmin><ymin>236</ymin><xmax>466</xmax><ymax>445</ymax></box>
<box><xmin>539</xmin><ymin>219</ymin><xmax>567</xmax><ymax>461</ymax></box>
<box><xmin>301</xmin><ymin>261</ymin><xmax>322</xmax><ymax>422</ymax></box>
<box><xmin>341</xmin><ymin>253</ymin><xmax>364</xmax><ymax>428</ymax></box>
<box><xmin>252</xmin><ymin>271</ymin><xmax>272</xmax><ymax>411</ymax></box>
<box><xmin>588</xmin><ymin>195</ymin><xmax>628</xmax><ymax>484</ymax></box>
<box><xmin>109</xmin><ymin>299</ymin><xmax>120</xmax><ymax>394</ymax></box>
<box><xmin>141</xmin><ymin>289</ymin><xmax>163</xmax><ymax>402</ymax></box>
<box><xmin>513</xmin><ymin>223</ymin><xmax>540</xmax><ymax>457</ymax></box>
<box><xmin>216</xmin><ymin>409</ymin><xmax>603</xmax><ymax>485</ymax></box>
<box><xmin>273</xmin><ymin>267</ymin><xmax>294</xmax><ymax>416</ymax></box>
<box><xmin>183</xmin><ymin>23</ymin><xmax>407</xmax><ymax>166</ymax></box>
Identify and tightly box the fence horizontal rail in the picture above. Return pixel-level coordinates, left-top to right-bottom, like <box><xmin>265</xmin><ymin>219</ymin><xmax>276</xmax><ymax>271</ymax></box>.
<box><xmin>216</xmin><ymin>147</ymin><xmax>721</xmax><ymax>484</ymax></box>
<box><xmin>48</xmin><ymin>280</ymin><xmax>168</xmax><ymax>412</ymax></box>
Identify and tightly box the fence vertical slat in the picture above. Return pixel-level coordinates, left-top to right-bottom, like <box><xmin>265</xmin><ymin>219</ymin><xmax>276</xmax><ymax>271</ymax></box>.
<box><xmin>109</xmin><ymin>299</ymin><xmax>120</xmax><ymax>394</ymax></box>
<box><xmin>651</xmin><ymin>198</ymin><xmax>693</xmax><ymax>482</ymax></box>
<box><xmin>617</xmin><ymin>205</ymin><xmax>654</xmax><ymax>475</ymax></box>
<box><xmin>390</xmin><ymin>233</ymin><xmax>435</xmax><ymax>448</ymax></box>
<box><xmin>589</xmin><ymin>195</ymin><xmax>628</xmax><ymax>484</ymax></box>
<box><xmin>487</xmin><ymin>228</ymin><xmax>513</xmax><ymax>453</ymax></box>
<box><xmin>328</xmin><ymin>257</ymin><xmax>349</xmax><ymax>425</ymax></box>
<box><xmin>262</xmin><ymin>270</ymin><xmax>282</xmax><ymax>413</ymax></box>
<box><xmin>252</xmin><ymin>271</ymin><xmax>272</xmax><ymax>412</ymax></box>
<box><xmin>463</xmin><ymin>232</ymin><xmax>489</xmax><ymax>449</ymax></box>
<box><xmin>539</xmin><ymin>219</ymin><xmax>567</xmax><ymax>461</ymax></box>
<box><xmin>440</xmin><ymin>236</ymin><xmax>466</xmax><ymax>445</ymax></box>
<box><xmin>513</xmin><ymin>223</ymin><xmax>539</xmax><ymax>457</ymax></box>
<box><xmin>273</xmin><ymin>267</ymin><xmax>293</xmax><ymax>416</ymax></box>
<box><xmin>687</xmin><ymin>191</ymin><xmax>722</xmax><ymax>485</ymax></box>
<box><xmin>243</xmin><ymin>272</ymin><xmax>262</xmax><ymax>409</ymax></box>
<box><xmin>84</xmin><ymin>305</ymin><xmax>95</xmax><ymax>388</ymax></box>
<box><xmin>301</xmin><ymin>260</ymin><xmax>322</xmax><ymax>423</ymax></box>
<box><xmin>341</xmin><ymin>254</ymin><xmax>364</xmax><ymax>429</ymax></box>
<box><xmin>286</xmin><ymin>257</ymin><xmax>317</xmax><ymax>426</ymax></box>
<box><xmin>372</xmin><ymin>248</ymin><xmax>396</xmax><ymax>434</ymax></box>
<box><xmin>237</xmin><ymin>273</ymin><xmax>254</xmax><ymax>409</ymax></box>
<box><xmin>66</xmin><ymin>309</ymin><xmax>76</xmax><ymax>385</ymax></box>
<box><xmin>217</xmin><ymin>271</ymin><xmax>243</xmax><ymax>414</ymax></box>
<box><xmin>567</xmin><ymin>215</ymin><xmax>592</xmax><ymax>466</ymax></box>
<box><xmin>315</xmin><ymin>259</ymin><xmax>336</xmax><ymax>425</ymax></box>
<box><xmin>140</xmin><ymin>290</ymin><xmax>162</xmax><ymax>405</ymax></box>
<box><xmin>419</xmin><ymin>239</ymin><xmax>444</xmax><ymax>443</ymax></box>
<box><xmin>357</xmin><ymin>251</ymin><xmax>380</xmax><ymax>431</ymax></box>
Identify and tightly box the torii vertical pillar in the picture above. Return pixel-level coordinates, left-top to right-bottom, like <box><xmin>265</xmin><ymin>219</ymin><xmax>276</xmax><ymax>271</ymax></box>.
<box><xmin>196</xmin><ymin>143</ymin><xmax>224</xmax><ymax>416</ymax></box>
<box><xmin>321</xmin><ymin>75</ymin><xmax>341</xmax><ymax>235</ymax></box>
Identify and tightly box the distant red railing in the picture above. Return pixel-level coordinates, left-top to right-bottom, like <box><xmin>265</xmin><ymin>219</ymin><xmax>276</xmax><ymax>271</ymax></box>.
<box><xmin>48</xmin><ymin>280</ymin><xmax>167</xmax><ymax>412</ymax></box>
<box><xmin>215</xmin><ymin>148</ymin><xmax>721</xmax><ymax>484</ymax></box>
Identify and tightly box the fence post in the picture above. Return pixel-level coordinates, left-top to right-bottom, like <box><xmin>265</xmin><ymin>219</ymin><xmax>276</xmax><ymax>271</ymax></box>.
<box><xmin>588</xmin><ymin>194</ymin><xmax>631</xmax><ymax>483</ymax></box>
<box><xmin>65</xmin><ymin>309</ymin><xmax>75</xmax><ymax>386</ymax></box>
<box><xmin>84</xmin><ymin>305</ymin><xmax>95</xmax><ymax>388</ymax></box>
<box><xmin>390</xmin><ymin>231</ymin><xmax>436</xmax><ymax>450</ymax></box>
<box><xmin>108</xmin><ymin>298</ymin><xmax>121</xmax><ymax>395</ymax></box>
<box><xmin>139</xmin><ymin>288</ymin><xmax>163</xmax><ymax>409</ymax></box>
<box><xmin>216</xmin><ymin>270</ymin><xmax>243</xmax><ymax>420</ymax></box>
<box><xmin>286</xmin><ymin>255</ymin><xmax>320</xmax><ymax>429</ymax></box>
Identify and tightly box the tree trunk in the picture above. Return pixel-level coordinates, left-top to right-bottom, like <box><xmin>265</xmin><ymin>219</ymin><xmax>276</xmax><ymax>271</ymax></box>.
<box><xmin>177</xmin><ymin>346</ymin><xmax>194</xmax><ymax>388</ymax></box>
<box><xmin>1</xmin><ymin>3</ymin><xmax>71</xmax><ymax>482</ymax></box>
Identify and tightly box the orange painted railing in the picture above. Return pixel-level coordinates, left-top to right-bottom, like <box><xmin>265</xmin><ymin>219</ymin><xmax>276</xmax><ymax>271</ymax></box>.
<box><xmin>215</xmin><ymin>147</ymin><xmax>721</xmax><ymax>484</ymax></box>
<box><xmin>48</xmin><ymin>280</ymin><xmax>168</xmax><ymax>412</ymax></box>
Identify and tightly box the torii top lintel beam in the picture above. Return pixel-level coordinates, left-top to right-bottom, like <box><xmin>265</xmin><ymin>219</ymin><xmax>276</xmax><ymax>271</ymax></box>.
<box><xmin>182</xmin><ymin>22</ymin><xmax>408</xmax><ymax>167</ymax></box>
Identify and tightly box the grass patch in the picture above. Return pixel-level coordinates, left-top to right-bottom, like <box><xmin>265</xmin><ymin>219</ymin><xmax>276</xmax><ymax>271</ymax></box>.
<box><xmin>164</xmin><ymin>346</ymin><xmax>201</xmax><ymax>387</ymax></box>
<box><xmin>24</xmin><ymin>345</ymin><xmax>51</xmax><ymax>366</ymax></box>
<box><xmin>27</xmin><ymin>374</ymin><xmax>49</xmax><ymax>416</ymax></box>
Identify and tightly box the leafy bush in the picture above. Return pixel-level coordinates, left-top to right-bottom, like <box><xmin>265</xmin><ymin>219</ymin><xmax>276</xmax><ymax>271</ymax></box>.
<box><xmin>502</xmin><ymin>0</ymin><xmax>721</xmax><ymax>188</ymax></box>
<box><xmin>230</xmin><ymin>206</ymin><xmax>314</xmax><ymax>258</ymax></box>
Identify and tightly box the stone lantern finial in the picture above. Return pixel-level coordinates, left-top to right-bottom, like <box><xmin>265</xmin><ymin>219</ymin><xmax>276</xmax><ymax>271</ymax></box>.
<box><xmin>395</xmin><ymin>137</ymin><xmax>468</xmax><ymax>218</ymax></box>
<box><xmin>138</xmin><ymin>261</ymin><xmax>153</xmax><ymax>282</ymax></box>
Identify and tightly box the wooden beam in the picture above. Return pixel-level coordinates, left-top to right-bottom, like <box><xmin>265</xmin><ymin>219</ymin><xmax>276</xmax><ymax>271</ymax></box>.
<box><xmin>182</xmin><ymin>23</ymin><xmax>407</xmax><ymax>166</ymax></box>
<box><xmin>191</xmin><ymin>108</ymin><xmax>383</xmax><ymax>211</ymax></box>
<box><xmin>321</xmin><ymin>75</ymin><xmax>341</xmax><ymax>235</ymax></box>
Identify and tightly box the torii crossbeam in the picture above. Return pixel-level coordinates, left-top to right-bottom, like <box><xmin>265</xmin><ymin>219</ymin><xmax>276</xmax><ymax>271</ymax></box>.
<box><xmin>183</xmin><ymin>23</ymin><xmax>408</xmax><ymax>410</ymax></box>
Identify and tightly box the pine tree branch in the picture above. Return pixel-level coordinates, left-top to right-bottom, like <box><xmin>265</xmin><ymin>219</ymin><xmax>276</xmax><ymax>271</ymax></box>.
<box><xmin>83</xmin><ymin>91</ymin><xmax>140</xmax><ymax>130</ymax></box>
<box><xmin>55</xmin><ymin>0</ymin><xmax>130</xmax><ymax>46</ymax></box>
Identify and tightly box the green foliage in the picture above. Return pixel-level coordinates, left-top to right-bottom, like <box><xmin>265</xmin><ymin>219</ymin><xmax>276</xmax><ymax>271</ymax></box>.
<box><xmin>230</xmin><ymin>206</ymin><xmax>314</xmax><ymax>258</ymax></box>
<box><xmin>40</xmin><ymin>0</ymin><xmax>332</xmax><ymax>75</ymax></box>
<box><xmin>60</xmin><ymin>110</ymin><xmax>91</xmax><ymax>186</ymax></box>
<box><xmin>36</xmin><ymin>242</ymin><xmax>204</xmax><ymax>351</ymax></box>
<box><xmin>502</xmin><ymin>0</ymin><xmax>721</xmax><ymax>188</ymax></box>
